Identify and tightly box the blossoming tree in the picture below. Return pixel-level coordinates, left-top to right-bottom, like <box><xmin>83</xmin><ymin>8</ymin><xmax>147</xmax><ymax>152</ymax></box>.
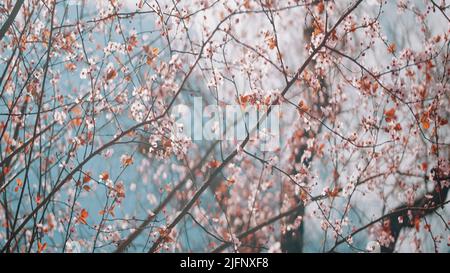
<box><xmin>0</xmin><ymin>0</ymin><xmax>449</xmax><ymax>253</ymax></box>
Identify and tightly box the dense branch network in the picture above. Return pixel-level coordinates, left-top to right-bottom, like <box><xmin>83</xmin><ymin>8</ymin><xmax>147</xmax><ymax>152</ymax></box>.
<box><xmin>0</xmin><ymin>0</ymin><xmax>448</xmax><ymax>253</ymax></box>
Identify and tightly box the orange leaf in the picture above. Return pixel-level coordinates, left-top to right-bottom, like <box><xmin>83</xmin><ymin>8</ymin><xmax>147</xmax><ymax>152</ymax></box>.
<box><xmin>431</xmin><ymin>144</ymin><xmax>438</xmax><ymax>155</ymax></box>
<box><xmin>238</xmin><ymin>95</ymin><xmax>249</xmax><ymax>107</ymax></box>
<box><xmin>421</xmin><ymin>162</ymin><xmax>428</xmax><ymax>171</ymax></box>
<box><xmin>266</xmin><ymin>37</ymin><xmax>277</xmax><ymax>50</ymax></box>
<box><xmin>71</xmin><ymin>106</ymin><xmax>82</xmax><ymax>116</ymax></box>
<box><xmin>14</xmin><ymin>178</ymin><xmax>23</xmax><ymax>192</ymax></box>
<box><xmin>37</xmin><ymin>241</ymin><xmax>47</xmax><ymax>253</ymax></box>
<box><xmin>121</xmin><ymin>155</ymin><xmax>134</xmax><ymax>167</ymax></box>
<box><xmin>83</xmin><ymin>173</ymin><xmax>91</xmax><ymax>183</ymax></box>
<box><xmin>143</xmin><ymin>46</ymin><xmax>159</xmax><ymax>64</ymax></box>
<box><xmin>384</xmin><ymin>108</ymin><xmax>396</xmax><ymax>122</ymax></box>
<box><xmin>317</xmin><ymin>1</ymin><xmax>325</xmax><ymax>14</ymax></box>
<box><xmin>65</xmin><ymin>62</ymin><xmax>76</xmax><ymax>71</ymax></box>
<box><xmin>421</xmin><ymin>115</ymin><xmax>430</xmax><ymax>129</ymax></box>
<box><xmin>108</xmin><ymin>206</ymin><xmax>116</xmax><ymax>217</ymax></box>
<box><xmin>158</xmin><ymin>228</ymin><xmax>174</xmax><ymax>243</ymax></box>
<box><xmin>327</xmin><ymin>187</ymin><xmax>340</xmax><ymax>197</ymax></box>
<box><xmin>414</xmin><ymin>217</ymin><xmax>420</xmax><ymax>232</ymax></box>
<box><xmin>300</xmin><ymin>189</ymin><xmax>308</xmax><ymax>203</ymax></box>
<box><xmin>106</xmin><ymin>68</ymin><xmax>117</xmax><ymax>81</ymax></box>
<box><xmin>99</xmin><ymin>171</ymin><xmax>109</xmax><ymax>181</ymax></box>
<box><xmin>78</xmin><ymin>209</ymin><xmax>89</xmax><ymax>225</ymax></box>
<box><xmin>387</xmin><ymin>43</ymin><xmax>396</xmax><ymax>54</ymax></box>
<box><xmin>298</xmin><ymin>100</ymin><xmax>309</xmax><ymax>112</ymax></box>
<box><xmin>71</xmin><ymin>118</ymin><xmax>82</xmax><ymax>127</ymax></box>
<box><xmin>208</xmin><ymin>160</ymin><xmax>221</xmax><ymax>168</ymax></box>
